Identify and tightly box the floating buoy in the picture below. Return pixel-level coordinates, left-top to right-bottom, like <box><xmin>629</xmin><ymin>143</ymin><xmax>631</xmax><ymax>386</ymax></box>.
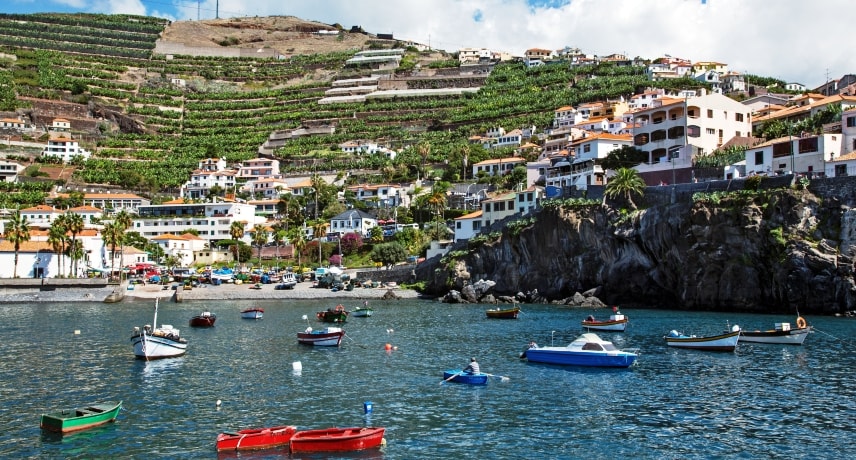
<box><xmin>393</xmin><ymin>346</ymin><xmax>398</xmax><ymax>351</ymax></box>
<box><xmin>292</xmin><ymin>361</ymin><xmax>302</xmax><ymax>371</ymax></box>
<box><xmin>384</xmin><ymin>343</ymin><xmax>392</xmax><ymax>351</ymax></box>
<box><xmin>363</xmin><ymin>401</ymin><xmax>373</xmax><ymax>414</ymax></box>
<box><xmin>73</xmin><ymin>330</ymin><xmax>81</xmax><ymax>335</ymax></box>
<box><xmin>216</xmin><ymin>399</ymin><xmax>221</xmax><ymax>407</ymax></box>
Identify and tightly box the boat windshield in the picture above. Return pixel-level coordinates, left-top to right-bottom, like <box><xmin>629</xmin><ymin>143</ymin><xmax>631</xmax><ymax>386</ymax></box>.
<box><xmin>582</xmin><ymin>343</ymin><xmax>604</xmax><ymax>351</ymax></box>
<box><xmin>602</xmin><ymin>343</ymin><xmax>619</xmax><ymax>351</ymax></box>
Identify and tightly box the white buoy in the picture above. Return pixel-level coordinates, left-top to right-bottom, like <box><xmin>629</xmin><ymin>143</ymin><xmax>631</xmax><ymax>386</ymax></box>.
<box><xmin>292</xmin><ymin>361</ymin><xmax>302</xmax><ymax>371</ymax></box>
<box><xmin>216</xmin><ymin>399</ymin><xmax>222</xmax><ymax>407</ymax></box>
<box><xmin>73</xmin><ymin>330</ymin><xmax>81</xmax><ymax>335</ymax></box>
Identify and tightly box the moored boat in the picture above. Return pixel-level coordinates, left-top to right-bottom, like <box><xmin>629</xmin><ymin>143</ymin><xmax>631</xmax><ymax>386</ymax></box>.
<box><xmin>442</xmin><ymin>369</ymin><xmax>488</xmax><ymax>385</ymax></box>
<box><xmin>317</xmin><ymin>304</ymin><xmax>348</xmax><ymax>323</ymax></box>
<box><xmin>131</xmin><ymin>298</ymin><xmax>187</xmax><ymax>360</ymax></box>
<box><xmin>352</xmin><ymin>307</ymin><xmax>373</xmax><ymax>317</ymax></box>
<box><xmin>289</xmin><ymin>426</ymin><xmax>386</xmax><ymax>453</ymax></box>
<box><xmin>738</xmin><ymin>317</ymin><xmax>811</xmax><ymax>345</ymax></box>
<box><xmin>665</xmin><ymin>328</ymin><xmax>740</xmax><ymax>351</ymax></box>
<box><xmin>522</xmin><ymin>333</ymin><xmax>638</xmax><ymax>368</ymax></box>
<box><xmin>582</xmin><ymin>310</ymin><xmax>628</xmax><ymax>332</ymax></box>
<box><xmin>189</xmin><ymin>311</ymin><xmax>216</xmax><ymax>327</ymax></box>
<box><xmin>40</xmin><ymin>401</ymin><xmax>122</xmax><ymax>434</ymax></box>
<box><xmin>215</xmin><ymin>425</ymin><xmax>297</xmax><ymax>452</ymax></box>
<box><xmin>241</xmin><ymin>308</ymin><xmax>264</xmax><ymax>319</ymax></box>
<box><xmin>486</xmin><ymin>306</ymin><xmax>520</xmax><ymax>319</ymax></box>
<box><xmin>297</xmin><ymin>326</ymin><xmax>345</xmax><ymax>346</ymax></box>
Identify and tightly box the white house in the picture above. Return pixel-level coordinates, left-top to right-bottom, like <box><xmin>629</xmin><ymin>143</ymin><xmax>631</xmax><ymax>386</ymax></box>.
<box><xmin>744</xmin><ymin>133</ymin><xmax>841</xmax><ymax>177</ymax></box>
<box><xmin>49</xmin><ymin>118</ymin><xmax>71</xmax><ymax>132</ymax></box>
<box><xmin>345</xmin><ymin>183</ymin><xmax>407</xmax><ymax>208</ymax></box>
<box><xmin>841</xmin><ymin>107</ymin><xmax>856</xmax><ymax>153</ymax></box>
<box><xmin>241</xmin><ymin>177</ymin><xmax>292</xmax><ymax>199</ymax></box>
<box><xmin>150</xmin><ymin>233</ymin><xmax>208</xmax><ymax>267</ymax></box>
<box><xmin>41</xmin><ymin>136</ymin><xmax>92</xmax><ymax>163</ymax></box>
<box><xmin>236</xmin><ymin>158</ymin><xmax>281</xmax><ymax>180</ymax></box>
<box><xmin>328</xmin><ymin>209</ymin><xmax>377</xmax><ymax>237</ymax></box>
<box><xmin>453</xmin><ymin>210</ymin><xmax>483</xmax><ymax>241</ymax></box>
<box><xmin>0</xmin><ymin>158</ymin><xmax>24</xmax><ymax>182</ymax></box>
<box><xmin>181</xmin><ymin>158</ymin><xmax>237</xmax><ymax>199</ymax></box>
<box><xmin>542</xmin><ymin>133</ymin><xmax>632</xmax><ymax>190</ymax></box>
<box><xmin>480</xmin><ymin>187</ymin><xmax>543</xmax><ymax>229</ymax></box>
<box><xmin>132</xmin><ymin>200</ymin><xmax>262</xmax><ymax>244</ymax></box>
<box><xmin>472</xmin><ymin>157</ymin><xmax>526</xmax><ymax>178</ymax></box>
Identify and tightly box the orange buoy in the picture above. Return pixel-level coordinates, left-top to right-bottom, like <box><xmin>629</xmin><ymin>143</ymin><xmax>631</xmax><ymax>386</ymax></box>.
<box><xmin>384</xmin><ymin>343</ymin><xmax>392</xmax><ymax>350</ymax></box>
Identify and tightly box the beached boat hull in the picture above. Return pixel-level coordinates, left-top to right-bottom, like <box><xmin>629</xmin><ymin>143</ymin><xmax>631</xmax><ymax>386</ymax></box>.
<box><xmin>189</xmin><ymin>313</ymin><xmax>216</xmax><ymax>327</ymax></box>
<box><xmin>215</xmin><ymin>425</ymin><xmax>297</xmax><ymax>452</ymax></box>
<box><xmin>665</xmin><ymin>330</ymin><xmax>739</xmax><ymax>351</ymax></box>
<box><xmin>298</xmin><ymin>327</ymin><xmax>344</xmax><ymax>346</ymax></box>
<box><xmin>351</xmin><ymin>307</ymin><xmax>373</xmax><ymax>317</ymax></box>
<box><xmin>40</xmin><ymin>401</ymin><xmax>122</xmax><ymax>434</ymax></box>
<box><xmin>486</xmin><ymin>307</ymin><xmax>520</xmax><ymax>319</ymax></box>
<box><xmin>443</xmin><ymin>370</ymin><xmax>488</xmax><ymax>385</ymax></box>
<box><xmin>289</xmin><ymin>427</ymin><xmax>385</xmax><ymax>453</ymax></box>
<box><xmin>241</xmin><ymin>308</ymin><xmax>264</xmax><ymax>319</ymax></box>
<box><xmin>739</xmin><ymin>327</ymin><xmax>810</xmax><ymax>345</ymax></box>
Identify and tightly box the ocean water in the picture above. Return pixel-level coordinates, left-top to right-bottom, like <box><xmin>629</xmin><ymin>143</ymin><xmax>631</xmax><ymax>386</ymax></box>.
<box><xmin>0</xmin><ymin>299</ymin><xmax>853</xmax><ymax>459</ymax></box>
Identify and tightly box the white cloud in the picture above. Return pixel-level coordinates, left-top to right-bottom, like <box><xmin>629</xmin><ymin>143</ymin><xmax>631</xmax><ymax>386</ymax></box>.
<box><xmin>49</xmin><ymin>0</ymin><xmax>854</xmax><ymax>87</ymax></box>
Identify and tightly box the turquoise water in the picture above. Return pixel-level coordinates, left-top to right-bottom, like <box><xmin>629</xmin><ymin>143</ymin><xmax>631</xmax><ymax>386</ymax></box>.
<box><xmin>1</xmin><ymin>300</ymin><xmax>853</xmax><ymax>459</ymax></box>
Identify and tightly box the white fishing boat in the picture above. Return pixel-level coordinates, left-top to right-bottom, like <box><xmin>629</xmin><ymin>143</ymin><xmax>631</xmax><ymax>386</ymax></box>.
<box><xmin>738</xmin><ymin>317</ymin><xmax>811</xmax><ymax>345</ymax></box>
<box><xmin>130</xmin><ymin>298</ymin><xmax>187</xmax><ymax>360</ymax></box>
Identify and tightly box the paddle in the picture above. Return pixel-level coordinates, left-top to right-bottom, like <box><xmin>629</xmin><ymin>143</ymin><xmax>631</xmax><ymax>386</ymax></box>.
<box><xmin>440</xmin><ymin>371</ymin><xmax>463</xmax><ymax>385</ymax></box>
<box><xmin>484</xmin><ymin>373</ymin><xmax>510</xmax><ymax>382</ymax></box>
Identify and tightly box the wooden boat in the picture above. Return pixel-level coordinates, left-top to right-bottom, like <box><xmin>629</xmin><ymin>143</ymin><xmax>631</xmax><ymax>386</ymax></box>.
<box><xmin>215</xmin><ymin>425</ymin><xmax>297</xmax><ymax>452</ymax></box>
<box><xmin>582</xmin><ymin>312</ymin><xmax>628</xmax><ymax>332</ymax></box>
<box><xmin>297</xmin><ymin>326</ymin><xmax>345</xmax><ymax>346</ymax></box>
<box><xmin>351</xmin><ymin>307</ymin><xmax>373</xmax><ymax>317</ymax></box>
<box><xmin>442</xmin><ymin>369</ymin><xmax>488</xmax><ymax>385</ymax></box>
<box><xmin>189</xmin><ymin>311</ymin><xmax>216</xmax><ymax>327</ymax></box>
<box><xmin>241</xmin><ymin>308</ymin><xmax>264</xmax><ymax>319</ymax></box>
<box><xmin>40</xmin><ymin>401</ymin><xmax>122</xmax><ymax>434</ymax></box>
<box><xmin>738</xmin><ymin>317</ymin><xmax>811</xmax><ymax>345</ymax></box>
<box><xmin>289</xmin><ymin>426</ymin><xmax>386</xmax><ymax>453</ymax></box>
<box><xmin>485</xmin><ymin>306</ymin><xmax>520</xmax><ymax>319</ymax></box>
<box><xmin>665</xmin><ymin>328</ymin><xmax>740</xmax><ymax>351</ymax></box>
<box><xmin>316</xmin><ymin>304</ymin><xmax>348</xmax><ymax>323</ymax></box>
<box><xmin>523</xmin><ymin>333</ymin><xmax>638</xmax><ymax>368</ymax></box>
<box><xmin>131</xmin><ymin>298</ymin><xmax>187</xmax><ymax>360</ymax></box>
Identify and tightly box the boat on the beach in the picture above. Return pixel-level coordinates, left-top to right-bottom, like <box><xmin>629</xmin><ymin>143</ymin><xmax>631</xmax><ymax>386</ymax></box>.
<box><xmin>316</xmin><ymin>304</ymin><xmax>348</xmax><ymax>323</ymax></box>
<box><xmin>738</xmin><ymin>317</ymin><xmax>811</xmax><ymax>345</ymax></box>
<box><xmin>442</xmin><ymin>370</ymin><xmax>488</xmax><ymax>385</ymax></box>
<box><xmin>241</xmin><ymin>308</ymin><xmax>264</xmax><ymax>319</ymax></box>
<box><xmin>215</xmin><ymin>425</ymin><xmax>297</xmax><ymax>452</ymax></box>
<box><xmin>210</xmin><ymin>267</ymin><xmax>235</xmax><ymax>282</ymax></box>
<box><xmin>581</xmin><ymin>310</ymin><xmax>628</xmax><ymax>332</ymax></box>
<box><xmin>40</xmin><ymin>401</ymin><xmax>122</xmax><ymax>434</ymax></box>
<box><xmin>130</xmin><ymin>298</ymin><xmax>187</xmax><ymax>360</ymax></box>
<box><xmin>189</xmin><ymin>311</ymin><xmax>216</xmax><ymax>327</ymax></box>
<box><xmin>289</xmin><ymin>426</ymin><xmax>386</xmax><ymax>453</ymax></box>
<box><xmin>297</xmin><ymin>326</ymin><xmax>345</xmax><ymax>346</ymax></box>
<box><xmin>274</xmin><ymin>273</ymin><xmax>297</xmax><ymax>290</ymax></box>
<box><xmin>522</xmin><ymin>333</ymin><xmax>638</xmax><ymax>368</ymax></box>
<box><xmin>665</xmin><ymin>328</ymin><xmax>740</xmax><ymax>351</ymax></box>
<box><xmin>485</xmin><ymin>306</ymin><xmax>520</xmax><ymax>319</ymax></box>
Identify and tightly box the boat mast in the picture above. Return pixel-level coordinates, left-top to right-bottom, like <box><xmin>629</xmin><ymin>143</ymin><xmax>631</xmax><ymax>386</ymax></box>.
<box><xmin>153</xmin><ymin>297</ymin><xmax>159</xmax><ymax>329</ymax></box>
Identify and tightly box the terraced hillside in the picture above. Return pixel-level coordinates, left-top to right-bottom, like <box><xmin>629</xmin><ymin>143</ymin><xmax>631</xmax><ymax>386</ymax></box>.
<box><xmin>0</xmin><ymin>13</ymin><xmax>705</xmax><ymax>195</ymax></box>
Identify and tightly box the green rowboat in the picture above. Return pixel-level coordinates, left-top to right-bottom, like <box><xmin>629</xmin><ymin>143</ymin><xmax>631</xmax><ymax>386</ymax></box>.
<box><xmin>40</xmin><ymin>401</ymin><xmax>122</xmax><ymax>433</ymax></box>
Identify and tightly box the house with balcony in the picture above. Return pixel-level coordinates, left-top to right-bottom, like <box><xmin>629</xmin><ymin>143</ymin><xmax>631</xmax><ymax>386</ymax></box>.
<box><xmin>329</xmin><ymin>209</ymin><xmax>377</xmax><ymax>238</ymax></box>
<box><xmin>50</xmin><ymin>192</ymin><xmax>150</xmax><ymax>215</ymax></box>
<box><xmin>472</xmin><ymin>157</ymin><xmax>526</xmax><ymax>178</ymax></box>
<box><xmin>553</xmin><ymin>106</ymin><xmax>580</xmax><ymax>128</ymax></box>
<box><xmin>49</xmin><ymin>118</ymin><xmax>71</xmax><ymax>132</ymax></box>
<box><xmin>827</xmin><ymin>151</ymin><xmax>856</xmax><ymax>177</ymax></box>
<box><xmin>495</xmin><ymin>129</ymin><xmax>523</xmax><ymax>149</ymax></box>
<box><xmin>459</xmin><ymin>47</ymin><xmax>492</xmax><ymax>65</ymax></box>
<box><xmin>132</xmin><ymin>201</ymin><xmax>261</xmax><ymax>244</ymax></box>
<box><xmin>241</xmin><ymin>177</ymin><xmax>292</xmax><ymax>199</ymax></box>
<box><xmin>150</xmin><ymin>233</ymin><xmax>208</xmax><ymax>267</ymax></box>
<box><xmin>68</xmin><ymin>205</ymin><xmax>104</xmax><ymax>225</ymax></box>
<box><xmin>181</xmin><ymin>158</ymin><xmax>238</xmax><ymax>199</ymax></box>
<box><xmin>345</xmin><ymin>183</ymin><xmax>406</xmax><ymax>208</ymax></box>
<box><xmin>41</xmin><ymin>136</ymin><xmax>91</xmax><ymax>163</ymax></box>
<box><xmin>453</xmin><ymin>210</ymin><xmax>483</xmax><ymax>241</ymax></box>
<box><xmin>0</xmin><ymin>117</ymin><xmax>29</xmax><ymax>130</ymax></box>
<box><xmin>247</xmin><ymin>199</ymin><xmax>281</xmax><ymax>217</ymax></box>
<box><xmin>751</xmin><ymin>94</ymin><xmax>856</xmax><ymax>133</ymax></box>
<box><xmin>0</xmin><ymin>158</ymin><xmax>24</xmax><ymax>182</ymax></box>
<box><xmin>236</xmin><ymin>158</ymin><xmax>281</xmax><ymax>180</ymax></box>
<box><xmin>19</xmin><ymin>205</ymin><xmax>63</xmax><ymax>227</ymax></box>
<box><xmin>742</xmin><ymin>133</ymin><xmax>841</xmax><ymax>178</ymax></box>
<box><xmin>543</xmin><ymin>133</ymin><xmax>632</xmax><ymax>190</ymax></box>
<box><xmin>480</xmin><ymin>187</ymin><xmax>544</xmax><ymax>229</ymax></box>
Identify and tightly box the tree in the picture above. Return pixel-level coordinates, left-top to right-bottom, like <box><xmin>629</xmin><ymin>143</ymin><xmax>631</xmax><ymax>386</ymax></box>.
<box><xmin>64</xmin><ymin>212</ymin><xmax>85</xmax><ymax>277</ymax></box>
<box><xmin>229</xmin><ymin>221</ymin><xmax>245</xmax><ymax>265</ymax></box>
<box><xmin>604</xmin><ymin>167</ymin><xmax>646</xmax><ymax>209</ymax></box>
<box><xmin>252</xmin><ymin>227</ymin><xmax>269</xmax><ymax>264</ymax></box>
<box><xmin>417</xmin><ymin>141</ymin><xmax>431</xmax><ymax>180</ymax></box>
<box><xmin>0</xmin><ymin>70</ymin><xmax>18</xmax><ymax>111</ymax></box>
<box><xmin>504</xmin><ymin>165</ymin><xmax>528</xmax><ymax>191</ymax></box>
<box><xmin>272</xmin><ymin>229</ymin><xmax>286</xmax><ymax>268</ymax></box>
<box><xmin>312</xmin><ymin>220</ymin><xmax>327</xmax><ymax>266</ymax></box>
<box><xmin>370</xmin><ymin>242</ymin><xmax>407</xmax><ymax>268</ymax></box>
<box><xmin>6</xmin><ymin>209</ymin><xmax>31</xmax><ymax>278</ymax></box>
<box><xmin>600</xmin><ymin>146</ymin><xmax>649</xmax><ymax>171</ymax></box>
<box><xmin>101</xmin><ymin>221</ymin><xmax>123</xmax><ymax>279</ymax></box>
<box><xmin>340</xmin><ymin>232</ymin><xmax>363</xmax><ymax>255</ymax></box>
<box><xmin>369</xmin><ymin>226</ymin><xmax>384</xmax><ymax>244</ymax></box>
<box><xmin>47</xmin><ymin>216</ymin><xmax>68</xmax><ymax>277</ymax></box>
<box><xmin>114</xmin><ymin>210</ymin><xmax>133</xmax><ymax>280</ymax></box>
<box><xmin>291</xmin><ymin>229</ymin><xmax>306</xmax><ymax>267</ymax></box>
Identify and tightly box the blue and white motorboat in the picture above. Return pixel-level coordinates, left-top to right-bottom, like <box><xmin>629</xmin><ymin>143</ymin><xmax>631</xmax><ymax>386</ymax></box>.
<box><xmin>442</xmin><ymin>370</ymin><xmax>488</xmax><ymax>385</ymax></box>
<box><xmin>210</xmin><ymin>268</ymin><xmax>235</xmax><ymax>282</ymax></box>
<box><xmin>522</xmin><ymin>333</ymin><xmax>638</xmax><ymax>368</ymax></box>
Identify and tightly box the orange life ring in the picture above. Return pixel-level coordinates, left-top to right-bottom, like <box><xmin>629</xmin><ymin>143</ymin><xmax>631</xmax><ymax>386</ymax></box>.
<box><xmin>796</xmin><ymin>316</ymin><xmax>807</xmax><ymax>329</ymax></box>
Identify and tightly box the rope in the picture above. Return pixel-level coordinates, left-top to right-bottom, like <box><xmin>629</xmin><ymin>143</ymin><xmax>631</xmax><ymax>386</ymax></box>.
<box><xmin>811</xmin><ymin>326</ymin><xmax>847</xmax><ymax>342</ymax></box>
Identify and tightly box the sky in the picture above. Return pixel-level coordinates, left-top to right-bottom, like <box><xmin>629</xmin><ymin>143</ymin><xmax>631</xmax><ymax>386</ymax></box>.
<box><xmin>4</xmin><ymin>0</ymin><xmax>851</xmax><ymax>88</ymax></box>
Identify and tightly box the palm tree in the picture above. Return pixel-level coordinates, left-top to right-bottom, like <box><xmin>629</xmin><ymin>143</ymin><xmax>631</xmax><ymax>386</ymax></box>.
<box><xmin>272</xmin><ymin>229</ymin><xmax>286</xmax><ymax>269</ymax></box>
<box><xmin>291</xmin><ymin>229</ymin><xmax>306</xmax><ymax>268</ymax></box>
<box><xmin>47</xmin><ymin>217</ymin><xmax>68</xmax><ymax>277</ymax></box>
<box><xmin>417</xmin><ymin>141</ymin><xmax>431</xmax><ymax>180</ymax></box>
<box><xmin>101</xmin><ymin>221</ymin><xmax>123</xmax><ymax>280</ymax></box>
<box><xmin>427</xmin><ymin>189</ymin><xmax>447</xmax><ymax>237</ymax></box>
<box><xmin>229</xmin><ymin>221</ymin><xmax>245</xmax><ymax>266</ymax></box>
<box><xmin>6</xmin><ymin>209</ymin><xmax>31</xmax><ymax>278</ymax></box>
<box><xmin>252</xmin><ymin>227</ymin><xmax>269</xmax><ymax>265</ymax></box>
<box><xmin>312</xmin><ymin>220</ymin><xmax>327</xmax><ymax>267</ymax></box>
<box><xmin>114</xmin><ymin>210</ymin><xmax>132</xmax><ymax>279</ymax></box>
<box><xmin>64</xmin><ymin>212</ymin><xmax>85</xmax><ymax>277</ymax></box>
<box><xmin>604</xmin><ymin>167</ymin><xmax>646</xmax><ymax>209</ymax></box>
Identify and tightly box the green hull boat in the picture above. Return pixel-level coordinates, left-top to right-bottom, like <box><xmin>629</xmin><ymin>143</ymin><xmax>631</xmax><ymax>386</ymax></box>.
<box><xmin>40</xmin><ymin>401</ymin><xmax>122</xmax><ymax>434</ymax></box>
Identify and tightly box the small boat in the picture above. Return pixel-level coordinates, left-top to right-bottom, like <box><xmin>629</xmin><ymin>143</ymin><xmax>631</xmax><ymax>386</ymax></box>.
<box><xmin>665</xmin><ymin>328</ymin><xmax>740</xmax><ymax>351</ymax></box>
<box><xmin>298</xmin><ymin>326</ymin><xmax>345</xmax><ymax>346</ymax></box>
<box><xmin>581</xmin><ymin>311</ymin><xmax>628</xmax><ymax>332</ymax></box>
<box><xmin>40</xmin><ymin>401</ymin><xmax>122</xmax><ymax>434</ymax></box>
<box><xmin>131</xmin><ymin>298</ymin><xmax>187</xmax><ymax>360</ymax></box>
<box><xmin>738</xmin><ymin>317</ymin><xmax>811</xmax><ymax>345</ymax></box>
<box><xmin>215</xmin><ymin>425</ymin><xmax>297</xmax><ymax>452</ymax></box>
<box><xmin>522</xmin><ymin>333</ymin><xmax>638</xmax><ymax>368</ymax></box>
<box><xmin>486</xmin><ymin>306</ymin><xmax>520</xmax><ymax>319</ymax></box>
<box><xmin>352</xmin><ymin>307</ymin><xmax>373</xmax><ymax>317</ymax></box>
<box><xmin>274</xmin><ymin>273</ymin><xmax>297</xmax><ymax>290</ymax></box>
<box><xmin>210</xmin><ymin>267</ymin><xmax>235</xmax><ymax>282</ymax></box>
<box><xmin>289</xmin><ymin>426</ymin><xmax>386</xmax><ymax>453</ymax></box>
<box><xmin>241</xmin><ymin>308</ymin><xmax>264</xmax><ymax>319</ymax></box>
<box><xmin>189</xmin><ymin>311</ymin><xmax>216</xmax><ymax>327</ymax></box>
<box><xmin>316</xmin><ymin>304</ymin><xmax>348</xmax><ymax>323</ymax></box>
<box><xmin>442</xmin><ymin>369</ymin><xmax>488</xmax><ymax>385</ymax></box>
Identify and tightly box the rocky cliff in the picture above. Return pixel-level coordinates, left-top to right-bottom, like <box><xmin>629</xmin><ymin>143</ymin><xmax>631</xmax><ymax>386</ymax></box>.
<box><xmin>419</xmin><ymin>185</ymin><xmax>856</xmax><ymax>315</ymax></box>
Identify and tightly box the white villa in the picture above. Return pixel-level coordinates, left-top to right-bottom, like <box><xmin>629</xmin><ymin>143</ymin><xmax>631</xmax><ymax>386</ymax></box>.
<box><xmin>181</xmin><ymin>158</ymin><xmax>237</xmax><ymax>199</ymax></box>
<box><xmin>132</xmin><ymin>200</ymin><xmax>262</xmax><ymax>244</ymax></box>
<box><xmin>743</xmin><ymin>133</ymin><xmax>841</xmax><ymax>178</ymax></box>
<box><xmin>472</xmin><ymin>157</ymin><xmax>526</xmax><ymax>178</ymax></box>
<box><xmin>41</xmin><ymin>136</ymin><xmax>91</xmax><ymax>163</ymax></box>
<box><xmin>328</xmin><ymin>209</ymin><xmax>377</xmax><ymax>238</ymax></box>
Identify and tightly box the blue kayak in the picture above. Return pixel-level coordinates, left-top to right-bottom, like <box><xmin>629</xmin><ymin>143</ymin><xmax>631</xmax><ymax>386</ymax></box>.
<box><xmin>442</xmin><ymin>369</ymin><xmax>488</xmax><ymax>385</ymax></box>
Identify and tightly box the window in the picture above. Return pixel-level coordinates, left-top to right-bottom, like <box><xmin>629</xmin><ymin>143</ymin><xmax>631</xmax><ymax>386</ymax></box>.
<box><xmin>798</xmin><ymin>137</ymin><xmax>818</xmax><ymax>153</ymax></box>
<box><xmin>847</xmin><ymin>116</ymin><xmax>856</xmax><ymax>128</ymax></box>
<box><xmin>706</xmin><ymin>128</ymin><xmax>715</xmax><ymax>135</ymax></box>
<box><xmin>583</xmin><ymin>144</ymin><xmax>591</xmax><ymax>153</ymax></box>
<box><xmin>687</xmin><ymin>125</ymin><xmax>701</xmax><ymax>137</ymax></box>
<box><xmin>772</xmin><ymin>142</ymin><xmax>791</xmax><ymax>158</ymax></box>
<box><xmin>651</xmin><ymin>130</ymin><xmax>667</xmax><ymax>141</ymax></box>
<box><xmin>735</xmin><ymin>113</ymin><xmax>745</xmax><ymax>122</ymax></box>
<box><xmin>707</xmin><ymin>109</ymin><xmax>713</xmax><ymax>118</ymax></box>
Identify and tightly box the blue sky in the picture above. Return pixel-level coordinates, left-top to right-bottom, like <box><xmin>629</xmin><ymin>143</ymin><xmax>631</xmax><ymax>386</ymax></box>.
<box><xmin>4</xmin><ymin>0</ymin><xmax>850</xmax><ymax>87</ymax></box>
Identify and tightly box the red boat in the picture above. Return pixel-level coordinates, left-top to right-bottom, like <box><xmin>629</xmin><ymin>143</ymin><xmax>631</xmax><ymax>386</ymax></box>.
<box><xmin>289</xmin><ymin>427</ymin><xmax>385</xmax><ymax>453</ymax></box>
<box><xmin>485</xmin><ymin>306</ymin><xmax>520</xmax><ymax>319</ymax></box>
<box><xmin>215</xmin><ymin>425</ymin><xmax>297</xmax><ymax>452</ymax></box>
<box><xmin>189</xmin><ymin>311</ymin><xmax>216</xmax><ymax>327</ymax></box>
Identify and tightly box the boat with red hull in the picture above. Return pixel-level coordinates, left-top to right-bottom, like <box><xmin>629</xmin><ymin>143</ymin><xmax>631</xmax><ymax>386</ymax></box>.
<box><xmin>189</xmin><ymin>311</ymin><xmax>216</xmax><ymax>327</ymax></box>
<box><xmin>297</xmin><ymin>327</ymin><xmax>344</xmax><ymax>346</ymax></box>
<box><xmin>215</xmin><ymin>425</ymin><xmax>297</xmax><ymax>452</ymax></box>
<box><xmin>289</xmin><ymin>427</ymin><xmax>385</xmax><ymax>453</ymax></box>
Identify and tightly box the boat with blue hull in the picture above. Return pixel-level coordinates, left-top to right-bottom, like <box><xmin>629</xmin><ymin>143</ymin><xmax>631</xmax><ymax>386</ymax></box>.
<box><xmin>522</xmin><ymin>333</ymin><xmax>638</xmax><ymax>368</ymax></box>
<box><xmin>442</xmin><ymin>370</ymin><xmax>488</xmax><ymax>385</ymax></box>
